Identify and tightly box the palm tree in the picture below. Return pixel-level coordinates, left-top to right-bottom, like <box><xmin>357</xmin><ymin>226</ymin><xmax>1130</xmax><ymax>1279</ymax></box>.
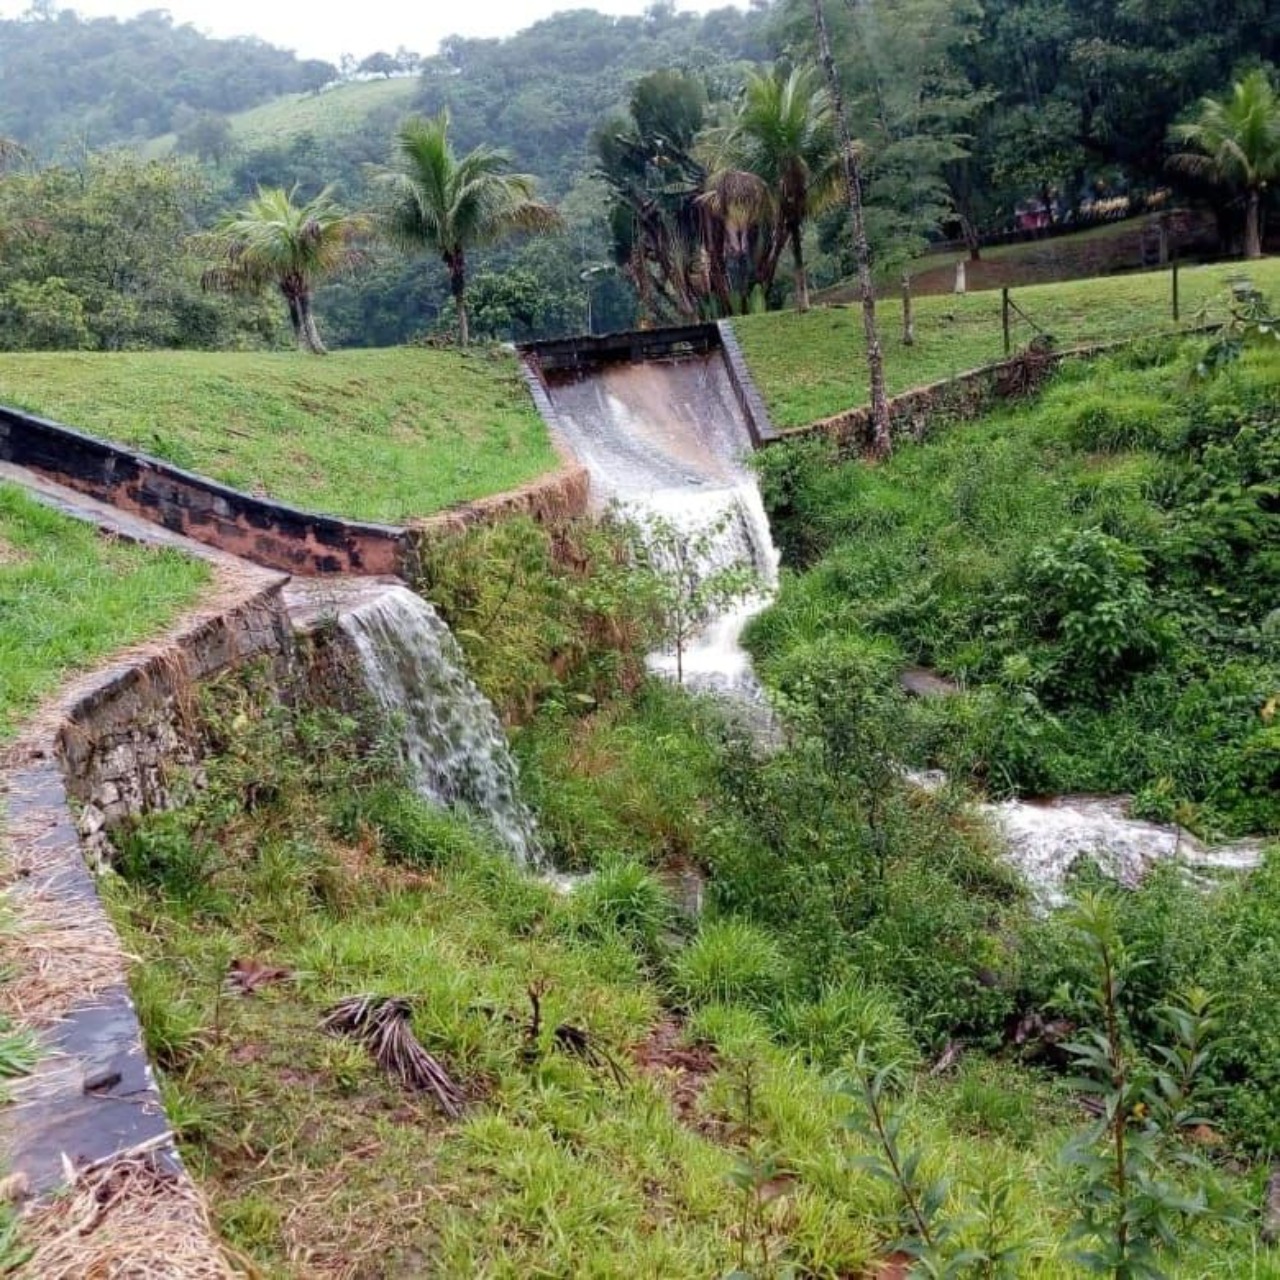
<box><xmin>374</xmin><ymin>112</ymin><xmax>560</xmax><ymax>345</ymax></box>
<box><xmin>1169</xmin><ymin>70</ymin><xmax>1280</xmax><ymax>261</ymax></box>
<box><xmin>202</xmin><ymin>186</ymin><xmax>367</xmax><ymax>354</ymax></box>
<box><xmin>707</xmin><ymin>66</ymin><xmax>841</xmax><ymax>312</ymax></box>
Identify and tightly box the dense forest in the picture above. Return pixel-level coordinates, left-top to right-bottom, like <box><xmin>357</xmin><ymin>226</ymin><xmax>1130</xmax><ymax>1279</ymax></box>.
<box><xmin>0</xmin><ymin>0</ymin><xmax>1276</xmax><ymax>348</ymax></box>
<box><xmin>0</xmin><ymin>6</ymin><xmax>333</xmax><ymax>152</ymax></box>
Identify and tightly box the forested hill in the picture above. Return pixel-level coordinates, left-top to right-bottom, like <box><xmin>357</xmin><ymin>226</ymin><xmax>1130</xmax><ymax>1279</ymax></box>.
<box><xmin>416</xmin><ymin>5</ymin><xmax>772</xmax><ymax>196</ymax></box>
<box><xmin>0</xmin><ymin>9</ymin><xmax>334</xmax><ymax>153</ymax></box>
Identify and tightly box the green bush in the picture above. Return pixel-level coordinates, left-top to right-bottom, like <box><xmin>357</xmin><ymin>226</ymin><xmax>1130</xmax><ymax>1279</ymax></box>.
<box><xmin>332</xmin><ymin>783</ymin><xmax>496</xmax><ymax>867</ymax></box>
<box><xmin>115</xmin><ymin>811</ymin><xmax>219</xmax><ymax>907</ymax></box>
<box><xmin>1019</xmin><ymin>527</ymin><xmax>1171</xmax><ymax>699</ymax></box>
<box><xmin>1062</xmin><ymin>392</ymin><xmax>1167</xmax><ymax>452</ymax></box>
<box><xmin>773</xmin><ymin>980</ymin><xmax>918</xmax><ymax>1069</ymax></box>
<box><xmin>670</xmin><ymin>919</ymin><xmax>790</xmax><ymax>1011</ymax></box>
<box><xmin>564</xmin><ymin>855</ymin><xmax>673</xmax><ymax>953</ymax></box>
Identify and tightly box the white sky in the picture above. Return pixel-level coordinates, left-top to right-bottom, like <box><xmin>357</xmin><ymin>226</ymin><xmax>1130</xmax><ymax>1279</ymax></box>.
<box><xmin>0</xmin><ymin>1</ymin><xmax>735</xmax><ymax>63</ymax></box>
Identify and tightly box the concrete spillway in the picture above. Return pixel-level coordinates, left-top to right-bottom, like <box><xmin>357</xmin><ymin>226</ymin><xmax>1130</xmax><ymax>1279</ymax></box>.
<box><xmin>544</xmin><ymin>354</ymin><xmax>780</xmax><ymax>697</ymax></box>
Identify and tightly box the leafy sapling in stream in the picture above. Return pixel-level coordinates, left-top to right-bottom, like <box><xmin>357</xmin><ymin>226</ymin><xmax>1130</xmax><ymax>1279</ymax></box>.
<box><xmin>628</xmin><ymin>506</ymin><xmax>760</xmax><ymax>685</ymax></box>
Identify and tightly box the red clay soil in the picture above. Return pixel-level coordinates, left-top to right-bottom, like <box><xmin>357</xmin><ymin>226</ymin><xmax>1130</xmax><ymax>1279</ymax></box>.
<box><xmin>630</xmin><ymin>1016</ymin><xmax>718</xmax><ymax>1126</ymax></box>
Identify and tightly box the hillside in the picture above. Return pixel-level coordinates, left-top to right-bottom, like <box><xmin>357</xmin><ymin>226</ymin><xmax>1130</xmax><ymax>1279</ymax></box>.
<box><xmin>735</xmin><ymin>258</ymin><xmax>1280</xmax><ymax>428</ymax></box>
<box><xmin>0</xmin><ymin>9</ymin><xmax>332</xmax><ymax>154</ymax></box>
<box><xmin>0</xmin><ymin>348</ymin><xmax>557</xmax><ymax>524</ymax></box>
<box><xmin>141</xmin><ymin>78</ymin><xmax>418</xmax><ymax>161</ymax></box>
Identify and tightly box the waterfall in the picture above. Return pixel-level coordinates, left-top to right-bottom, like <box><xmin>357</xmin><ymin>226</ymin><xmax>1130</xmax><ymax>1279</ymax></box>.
<box><xmin>545</xmin><ymin>354</ymin><xmax>780</xmax><ymax>696</ymax></box>
<box><xmin>338</xmin><ymin>585</ymin><xmax>539</xmax><ymax>863</ymax></box>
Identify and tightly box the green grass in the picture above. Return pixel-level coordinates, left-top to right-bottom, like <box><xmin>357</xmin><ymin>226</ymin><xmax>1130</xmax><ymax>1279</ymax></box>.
<box><xmin>0</xmin><ymin>483</ymin><xmax>209</xmax><ymax>738</ymax></box>
<box><xmin>735</xmin><ymin>256</ymin><xmax>1280</xmax><ymax>428</ymax></box>
<box><xmin>105</xmin><ymin>693</ymin><xmax>1274</xmax><ymax>1278</ymax></box>
<box><xmin>141</xmin><ymin>78</ymin><xmax>417</xmax><ymax>159</ymax></box>
<box><xmin>748</xmin><ymin>339</ymin><xmax>1280</xmax><ymax>837</ymax></box>
<box><xmin>0</xmin><ymin>348</ymin><xmax>559</xmax><ymax>523</ymax></box>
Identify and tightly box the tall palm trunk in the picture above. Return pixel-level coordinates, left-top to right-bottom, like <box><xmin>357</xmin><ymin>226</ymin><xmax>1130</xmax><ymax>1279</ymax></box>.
<box><xmin>811</xmin><ymin>0</ymin><xmax>892</xmax><ymax>459</ymax></box>
<box><xmin>789</xmin><ymin>221</ymin><xmax>810</xmax><ymax>312</ymax></box>
<box><xmin>446</xmin><ymin>248</ymin><xmax>469</xmax><ymax>345</ymax></box>
<box><xmin>299</xmin><ymin>293</ymin><xmax>327</xmax><ymax>355</ymax></box>
<box><xmin>1244</xmin><ymin>188</ymin><xmax>1262</xmax><ymax>260</ymax></box>
<box><xmin>281</xmin><ymin>284</ymin><xmax>325</xmax><ymax>354</ymax></box>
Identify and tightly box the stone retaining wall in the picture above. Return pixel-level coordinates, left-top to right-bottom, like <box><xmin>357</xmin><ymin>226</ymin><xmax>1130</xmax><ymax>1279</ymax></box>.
<box><xmin>0</xmin><ymin>404</ymin><xmax>592</xmax><ymax>579</ymax></box>
<box><xmin>61</xmin><ymin>587</ymin><xmax>295</xmax><ymax>862</ymax></box>
<box><xmin>770</xmin><ymin>345</ymin><xmax>1083</xmax><ymax>456</ymax></box>
<box><xmin>0</xmin><ymin>406</ymin><xmax>411</xmax><ymax>576</ymax></box>
<box><xmin>1</xmin><ymin>572</ymin><xmax>292</xmax><ymax>1205</ymax></box>
<box><xmin>766</xmin><ymin>337</ymin><xmax>1181</xmax><ymax>456</ymax></box>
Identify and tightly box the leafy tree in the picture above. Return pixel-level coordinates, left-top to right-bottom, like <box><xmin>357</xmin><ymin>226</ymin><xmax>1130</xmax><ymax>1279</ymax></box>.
<box><xmin>201</xmin><ymin>186</ymin><xmax>367</xmax><ymax>354</ymax></box>
<box><xmin>705</xmin><ymin>64</ymin><xmax>840</xmax><ymax>311</ymax></box>
<box><xmin>0</xmin><ymin>151</ymin><xmax>267</xmax><ymax>351</ymax></box>
<box><xmin>373</xmin><ymin>112</ymin><xmax>560</xmax><ymax>345</ymax></box>
<box><xmin>175</xmin><ymin>112</ymin><xmax>235</xmax><ymax>167</ymax></box>
<box><xmin>1169</xmin><ymin>70</ymin><xmax>1280</xmax><ymax>261</ymax></box>
<box><xmin>629</xmin><ymin>508</ymin><xmax>757</xmax><ymax>686</ymax></box>
<box><xmin>0</xmin><ymin>9</ymin><xmax>333</xmax><ymax>154</ymax></box>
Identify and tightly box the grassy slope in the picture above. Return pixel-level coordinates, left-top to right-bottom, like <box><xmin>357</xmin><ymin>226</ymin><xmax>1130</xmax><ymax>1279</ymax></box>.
<box><xmin>141</xmin><ymin>78</ymin><xmax>417</xmax><ymax>159</ymax></box>
<box><xmin>108</xmin><ymin>739</ymin><xmax>1262</xmax><ymax>1279</ymax></box>
<box><xmin>747</xmin><ymin>341</ymin><xmax>1280</xmax><ymax>836</ymax></box>
<box><xmin>0</xmin><ymin>483</ymin><xmax>208</xmax><ymax>737</ymax></box>
<box><xmin>0</xmin><ymin>348</ymin><xmax>559</xmax><ymax>524</ymax></box>
<box><xmin>816</xmin><ymin>217</ymin><xmax>1171</xmax><ymax>303</ymax></box>
<box><xmin>735</xmin><ymin>257</ymin><xmax>1280</xmax><ymax>428</ymax></box>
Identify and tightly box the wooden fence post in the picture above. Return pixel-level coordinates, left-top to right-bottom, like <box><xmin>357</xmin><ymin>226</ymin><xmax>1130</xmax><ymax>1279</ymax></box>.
<box><xmin>1002</xmin><ymin>287</ymin><xmax>1011</xmax><ymax>356</ymax></box>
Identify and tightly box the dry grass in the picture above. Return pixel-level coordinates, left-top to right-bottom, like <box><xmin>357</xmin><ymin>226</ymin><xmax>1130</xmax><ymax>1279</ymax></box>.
<box><xmin>18</xmin><ymin>1146</ymin><xmax>240</xmax><ymax>1279</ymax></box>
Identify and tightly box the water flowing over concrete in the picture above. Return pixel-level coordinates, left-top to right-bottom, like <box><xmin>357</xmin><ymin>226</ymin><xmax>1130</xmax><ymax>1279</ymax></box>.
<box><xmin>544</xmin><ymin>355</ymin><xmax>780</xmax><ymax>696</ymax></box>
<box><xmin>338</xmin><ymin>584</ymin><xmax>539</xmax><ymax>863</ymax></box>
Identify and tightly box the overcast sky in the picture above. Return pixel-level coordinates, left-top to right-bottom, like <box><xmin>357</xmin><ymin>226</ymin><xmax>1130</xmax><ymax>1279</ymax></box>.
<box><xmin>0</xmin><ymin>0</ymin><xmax>735</xmax><ymax>63</ymax></box>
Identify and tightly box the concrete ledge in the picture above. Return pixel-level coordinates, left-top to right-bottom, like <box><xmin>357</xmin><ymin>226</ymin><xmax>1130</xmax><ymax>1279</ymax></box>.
<box><xmin>717</xmin><ymin>320</ymin><xmax>777</xmax><ymax>447</ymax></box>
<box><xmin>0</xmin><ymin>404</ymin><xmax>413</xmax><ymax>576</ymax></box>
<box><xmin>519</xmin><ymin>324</ymin><xmax>720</xmax><ymax>375</ymax></box>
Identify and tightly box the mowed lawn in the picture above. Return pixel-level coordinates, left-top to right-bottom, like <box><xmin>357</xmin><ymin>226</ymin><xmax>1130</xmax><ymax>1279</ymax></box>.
<box><xmin>0</xmin><ymin>483</ymin><xmax>208</xmax><ymax>738</ymax></box>
<box><xmin>734</xmin><ymin>257</ymin><xmax>1280</xmax><ymax>428</ymax></box>
<box><xmin>0</xmin><ymin>348</ymin><xmax>559</xmax><ymax>524</ymax></box>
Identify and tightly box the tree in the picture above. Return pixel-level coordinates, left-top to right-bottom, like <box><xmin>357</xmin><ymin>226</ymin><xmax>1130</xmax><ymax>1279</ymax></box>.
<box><xmin>810</xmin><ymin>0</ymin><xmax>891</xmax><ymax>458</ymax></box>
<box><xmin>631</xmin><ymin>508</ymin><xmax>757</xmax><ymax>686</ymax></box>
<box><xmin>1169</xmin><ymin>70</ymin><xmax>1280</xmax><ymax>260</ymax></box>
<box><xmin>201</xmin><ymin>186</ymin><xmax>367</xmax><ymax>354</ymax></box>
<box><xmin>707</xmin><ymin>65</ymin><xmax>840</xmax><ymax>312</ymax></box>
<box><xmin>374</xmin><ymin>112</ymin><xmax>560</xmax><ymax>345</ymax></box>
<box><xmin>0</xmin><ymin>151</ymin><xmax>269</xmax><ymax>352</ymax></box>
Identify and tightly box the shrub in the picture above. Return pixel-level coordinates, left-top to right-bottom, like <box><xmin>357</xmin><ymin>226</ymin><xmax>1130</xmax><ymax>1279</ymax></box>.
<box><xmin>670</xmin><ymin>919</ymin><xmax>790</xmax><ymax>1011</ymax></box>
<box><xmin>565</xmin><ymin>855</ymin><xmax>673</xmax><ymax>953</ymax></box>
<box><xmin>332</xmin><ymin>783</ymin><xmax>496</xmax><ymax>867</ymax></box>
<box><xmin>1062</xmin><ymin>392</ymin><xmax>1167</xmax><ymax>452</ymax></box>
<box><xmin>773</xmin><ymin>980</ymin><xmax>918</xmax><ymax>1070</ymax></box>
<box><xmin>115</xmin><ymin>811</ymin><xmax>219</xmax><ymax>907</ymax></box>
<box><xmin>1019</xmin><ymin>528</ymin><xmax>1171</xmax><ymax>699</ymax></box>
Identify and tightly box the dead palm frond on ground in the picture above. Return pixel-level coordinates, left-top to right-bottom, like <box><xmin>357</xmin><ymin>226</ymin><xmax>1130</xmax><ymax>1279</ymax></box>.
<box><xmin>321</xmin><ymin>994</ymin><xmax>465</xmax><ymax>1117</ymax></box>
